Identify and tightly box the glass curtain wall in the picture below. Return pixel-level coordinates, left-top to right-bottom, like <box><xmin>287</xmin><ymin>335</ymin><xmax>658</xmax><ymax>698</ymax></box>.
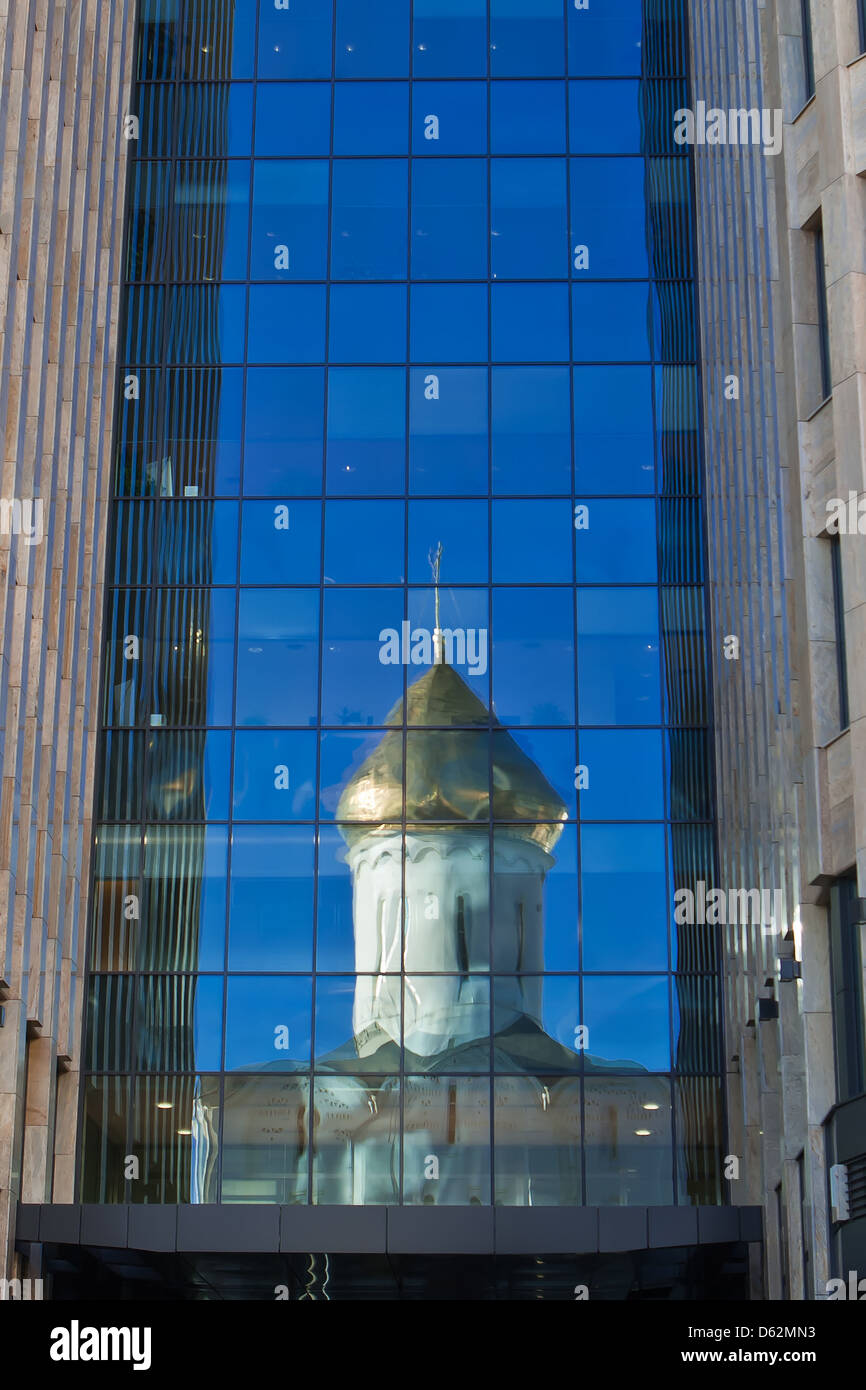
<box><xmin>80</xmin><ymin>0</ymin><xmax>723</xmax><ymax>1208</ymax></box>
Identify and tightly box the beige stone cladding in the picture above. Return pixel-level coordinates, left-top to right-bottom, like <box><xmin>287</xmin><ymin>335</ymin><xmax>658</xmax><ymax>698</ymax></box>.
<box><xmin>690</xmin><ymin>0</ymin><xmax>866</xmax><ymax>1298</ymax></box>
<box><xmin>0</xmin><ymin>0</ymin><xmax>135</xmax><ymax>1282</ymax></box>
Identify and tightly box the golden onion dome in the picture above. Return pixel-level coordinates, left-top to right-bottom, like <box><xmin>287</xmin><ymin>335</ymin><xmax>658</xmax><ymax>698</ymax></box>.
<box><xmin>336</xmin><ymin>663</ymin><xmax>567</xmax><ymax>853</ymax></box>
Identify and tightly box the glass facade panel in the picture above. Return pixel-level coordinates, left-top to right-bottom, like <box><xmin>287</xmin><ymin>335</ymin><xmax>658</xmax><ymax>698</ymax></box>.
<box><xmin>250</xmin><ymin>161</ymin><xmax>329</xmax><ymax>280</ymax></box>
<box><xmin>228</xmin><ymin>826</ymin><xmax>316</xmax><ymax>969</ymax></box>
<box><xmin>81</xmin><ymin>0</ymin><xmax>723</xmax><ymax>1214</ymax></box>
<box><xmin>223</xmin><ymin>1076</ymin><xmax>310</xmax><ymax>1203</ymax></box>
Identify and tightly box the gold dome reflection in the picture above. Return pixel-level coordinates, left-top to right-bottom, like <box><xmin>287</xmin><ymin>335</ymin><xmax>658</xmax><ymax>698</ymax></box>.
<box><xmin>336</xmin><ymin>663</ymin><xmax>567</xmax><ymax>852</ymax></box>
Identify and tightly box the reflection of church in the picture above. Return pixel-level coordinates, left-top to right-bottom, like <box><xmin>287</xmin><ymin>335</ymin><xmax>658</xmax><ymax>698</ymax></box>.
<box><xmin>205</xmin><ymin>645</ymin><xmax>668</xmax><ymax>1206</ymax></box>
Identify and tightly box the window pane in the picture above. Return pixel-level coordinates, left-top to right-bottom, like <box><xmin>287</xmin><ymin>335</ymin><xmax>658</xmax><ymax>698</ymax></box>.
<box><xmin>254</xmin><ymin>83</ymin><xmax>331</xmax><ymax>157</ymax></box>
<box><xmin>535</xmin><ymin>822</ymin><xmax>579</xmax><ymax>970</ymax></box>
<box><xmin>494</xmin><ymin>1075</ymin><xmax>582</xmax><ymax>1205</ymax></box>
<box><xmin>325</xmin><ymin>501</ymin><xmax>405</xmax><ymax>583</ymax></box>
<box><xmin>311</xmin><ymin>1076</ymin><xmax>400</xmax><ymax>1203</ymax></box>
<box><xmin>404</xmin><ymin>976</ymin><xmax>490</xmax><ymax>1071</ymax></box>
<box><xmin>172</xmin><ymin>162</ymin><xmax>250</xmax><ymax>281</ymax></box>
<box><xmin>250</xmin><ymin>162</ymin><xmax>329</xmax><ymax>280</ymax></box>
<box><xmin>493</xmin><ymin>500</ymin><xmax>573</xmax><ymax>582</ymax></box>
<box><xmin>326</xmin><ymin>367</ymin><xmax>406</xmax><ymax>494</ymax></box>
<box><xmin>97</xmin><ymin>731</ymin><xmax>142</xmax><ymax>820</ymax></box>
<box><xmin>155</xmin><ymin>501</ymin><xmax>238</xmax><ymax>585</ymax></box>
<box><xmin>222</xmin><ymin>1076</ymin><xmax>310</xmax><ymax>1203</ymax></box>
<box><xmin>130</xmin><ymin>1075</ymin><xmax>221</xmax><ymax>1203</ymax></box>
<box><xmin>177</xmin><ymin>0</ymin><xmax>256</xmax><ymax>79</ymax></box>
<box><xmin>491</xmin><ymin>158</ymin><xmax>568</xmax><ymax>279</ymax></box>
<box><xmin>408</xmin><ymin>499</ymin><xmax>489</xmax><ymax>582</ymax></box>
<box><xmin>89</xmin><ymin>826</ymin><xmax>141</xmax><ymax>971</ymax></box>
<box><xmin>532</xmin><ymin>975</ymin><xmax>582</xmax><ymax>1072</ymax></box>
<box><xmin>334</xmin><ymin>82</ymin><xmax>409</xmax><ymax>155</ymax></box>
<box><xmin>406</xmin><ymin>587</ymin><xmax>491</xmax><ymax>702</ymax></box>
<box><xmin>571</xmin><ymin>283</ymin><xmax>653</xmax><ymax>362</ymax></box>
<box><xmin>246</xmin><ymin>285</ymin><xmax>327</xmax><ymax>363</ymax></box>
<box><xmin>243</xmin><ymin>368</ymin><xmax>324</xmax><ymax>495</ymax></box>
<box><xmin>108</xmin><ymin>502</ymin><xmax>154</xmax><ymax>587</ymax></box>
<box><xmin>581</xmin><ymin>824</ymin><xmax>669</xmax><ymax>971</ymax></box>
<box><xmin>240</xmin><ymin>500</ymin><xmax>322</xmax><ymax>584</ymax></box>
<box><xmin>228</xmin><ymin>826</ymin><xmax>315</xmax><ymax>969</ymax></box>
<box><xmin>79</xmin><ymin>1077</ymin><xmax>129</xmax><ymax>1203</ymax></box>
<box><xmin>584</xmin><ymin>1077</ymin><xmax>673</xmax><ymax>1205</ymax></box>
<box><xmin>411</xmin><ymin>81</ymin><xmax>487</xmax><ymax>154</ymax></box>
<box><xmin>258</xmin><ymin>0</ymin><xmax>333</xmax><ymax>79</ymax></box>
<box><xmin>329</xmin><ymin>284</ymin><xmax>407</xmax><ymax>362</ymax></box>
<box><xmin>336</xmin><ymin>0</ymin><xmax>410</xmax><ymax>77</ymax></box>
<box><xmin>97</xmin><ymin>749</ymin><xmax>143</xmax><ymax>840</ymax></box>
<box><xmin>232</xmin><ymin>731</ymin><xmax>318</xmax><ymax>821</ymax></box>
<box><xmin>412</xmin><ymin>0</ymin><xmax>488</xmax><ymax>77</ymax></box>
<box><xmin>141</xmin><ymin>825</ymin><xmax>228</xmax><ymax>972</ymax></box>
<box><xmin>410</xmin><ymin>284</ymin><xmax>488</xmax><ymax>363</ymax></box>
<box><xmin>86</xmin><ymin>977</ymin><xmax>134</xmax><ymax>1071</ymax></box>
<box><xmin>574</xmin><ymin>499</ymin><xmax>658</xmax><ymax>582</ymax></box>
<box><xmin>568</xmin><ymin>0</ymin><xmax>644</xmax><ymax>77</ymax></box>
<box><xmin>331</xmin><ymin>160</ymin><xmax>408</xmax><ymax>280</ymax></box>
<box><xmin>411</xmin><ymin>160</ymin><xmax>488</xmax><ymax>279</ymax></box>
<box><xmin>490</xmin><ymin>81</ymin><xmax>566</xmax><ymax>153</ymax></box>
<box><xmin>574</xmin><ymin>366</ymin><xmax>655</xmax><ymax>494</ymax></box>
<box><xmin>166</xmin><ymin>287</ymin><xmax>247</xmax><ymax>365</ymax></box>
<box><xmin>672</xmin><ymin>976</ymin><xmax>722</xmax><ymax>1075</ymax></box>
<box><xmin>492</xmin><ymin>283</ymin><xmax>570</xmax><ymax>362</ymax></box>
<box><xmin>492</xmin><ymin>366</ymin><xmax>570</xmax><ymax>494</ymax></box>
<box><xmin>125</xmin><ymin>162</ymin><xmax>169</xmax><ymax>282</ymax></box>
<box><xmin>409</xmin><ymin>366</ymin><xmax>488</xmax><ymax>492</ymax></box>
<box><xmin>225</xmin><ymin>976</ymin><xmax>313</xmax><ymax>1071</ymax></box>
<box><xmin>146</xmin><ymin>730</ymin><xmax>232</xmax><ymax>821</ymax></box>
<box><xmin>175</xmin><ymin>84</ymin><xmax>254</xmax><ymax>158</ymax></box>
<box><xmin>656</xmin><ymin>366</ymin><xmax>700</xmax><ymax>496</ymax></box>
<box><xmin>236</xmin><ymin>589</ymin><xmax>319</xmax><ymax>726</ymax></box>
<box><xmin>403</xmin><ymin>1077</ymin><xmax>490</xmax><ymax>1204</ymax></box>
<box><xmin>495</xmin><ymin>728</ymin><xmax>577</xmax><ymax>820</ymax></box>
<box><xmin>405</xmin><ymin>732</ymin><xmax>491</xmax><ymax>826</ymax></box>
<box><xmin>316</xmin><ymin>824</ymin><xmax>358</xmax><ymax>970</ymax></box>
<box><xmin>117</xmin><ymin>284</ymin><xmax>157</xmax><ymax>364</ymax></box>
<box><xmin>568</xmin><ymin>80</ymin><xmax>640</xmax><ymax>152</ymax></box>
<box><xmin>166</xmin><ymin>367</ymin><xmax>243</xmax><ymax>498</ymax></box>
<box><xmin>135</xmin><ymin>976</ymin><xmax>224</xmax><ymax>1072</ymax></box>
<box><xmin>583</xmin><ymin>977</ymin><xmax>671</xmax><ymax>1072</ymax></box>
<box><xmin>103</xmin><ymin>591</ymin><xmax>148</xmax><ymax>727</ymax></box>
<box><xmin>319</xmin><ymin>730</ymin><xmax>401</xmax><ymax>823</ymax></box>
<box><xmin>576</xmin><ymin>587</ymin><xmax>661</xmax><ymax>723</ymax></box>
<box><xmin>577</xmin><ymin>730</ymin><xmax>664</xmax><ymax>820</ymax></box>
<box><xmin>151</xmin><ymin>588</ymin><xmax>237</xmax><ymax>727</ymax></box>
<box><xmin>316</xmin><ymin>977</ymin><xmax>400</xmax><ymax>1072</ymax></box>
<box><xmin>676</xmin><ymin>1077</ymin><xmax>725</xmax><ymax>1204</ymax></box>
<box><xmin>321</xmin><ymin>588</ymin><xmax>404</xmax><ymax>725</ymax></box>
<box><xmin>492</xmin><ymin>587</ymin><xmax>575</xmax><ymax>725</ymax></box>
<box><xmin>490</xmin><ymin>0</ymin><xmax>564</xmax><ymax>77</ymax></box>
<box><xmin>571</xmin><ymin>157</ymin><xmax>649</xmax><ymax>278</ymax></box>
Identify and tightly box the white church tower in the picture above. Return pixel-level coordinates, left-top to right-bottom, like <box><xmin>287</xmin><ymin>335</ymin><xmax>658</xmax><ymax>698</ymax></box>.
<box><xmin>336</xmin><ymin>656</ymin><xmax>568</xmax><ymax>1062</ymax></box>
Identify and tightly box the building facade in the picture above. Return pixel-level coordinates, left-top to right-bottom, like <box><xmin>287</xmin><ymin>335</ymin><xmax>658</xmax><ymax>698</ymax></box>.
<box><xmin>0</xmin><ymin>0</ymin><xmax>136</xmax><ymax>1289</ymax></box>
<box><xmin>4</xmin><ymin>0</ymin><xmax>864</xmax><ymax>1302</ymax></box>
<box><xmin>688</xmin><ymin>0</ymin><xmax>866</xmax><ymax>1298</ymax></box>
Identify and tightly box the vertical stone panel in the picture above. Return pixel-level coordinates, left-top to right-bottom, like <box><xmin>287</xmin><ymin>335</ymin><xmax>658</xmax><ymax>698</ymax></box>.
<box><xmin>0</xmin><ymin>0</ymin><xmax>135</xmax><ymax>1279</ymax></box>
<box><xmin>690</xmin><ymin>0</ymin><xmax>866</xmax><ymax>1298</ymax></box>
